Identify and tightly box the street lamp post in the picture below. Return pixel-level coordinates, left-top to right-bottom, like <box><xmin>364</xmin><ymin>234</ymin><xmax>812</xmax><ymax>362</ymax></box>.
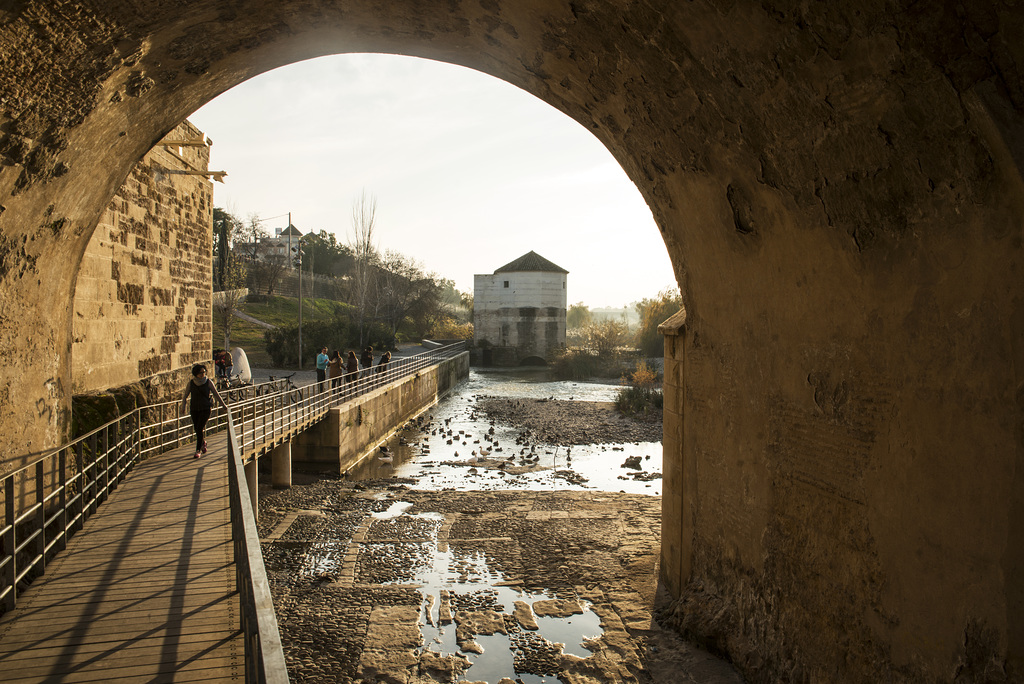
<box><xmin>293</xmin><ymin>240</ymin><xmax>303</xmax><ymax>370</ymax></box>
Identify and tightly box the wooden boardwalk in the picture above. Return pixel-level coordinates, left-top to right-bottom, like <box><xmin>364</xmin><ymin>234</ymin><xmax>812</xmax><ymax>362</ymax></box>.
<box><xmin>0</xmin><ymin>437</ymin><xmax>244</xmax><ymax>683</ymax></box>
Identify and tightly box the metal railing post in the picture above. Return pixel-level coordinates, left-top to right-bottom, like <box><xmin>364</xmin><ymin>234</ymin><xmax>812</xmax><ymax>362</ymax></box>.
<box><xmin>3</xmin><ymin>477</ymin><xmax>14</xmax><ymax>612</ymax></box>
<box><xmin>35</xmin><ymin>462</ymin><xmax>45</xmax><ymax>574</ymax></box>
<box><xmin>57</xmin><ymin>450</ymin><xmax>67</xmax><ymax>555</ymax></box>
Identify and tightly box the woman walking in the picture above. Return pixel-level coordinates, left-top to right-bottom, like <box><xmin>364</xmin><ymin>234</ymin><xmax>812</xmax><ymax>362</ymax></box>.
<box><xmin>179</xmin><ymin>364</ymin><xmax>227</xmax><ymax>459</ymax></box>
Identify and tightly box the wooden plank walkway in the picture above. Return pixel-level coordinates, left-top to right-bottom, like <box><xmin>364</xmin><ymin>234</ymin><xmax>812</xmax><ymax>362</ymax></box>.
<box><xmin>0</xmin><ymin>436</ymin><xmax>244</xmax><ymax>683</ymax></box>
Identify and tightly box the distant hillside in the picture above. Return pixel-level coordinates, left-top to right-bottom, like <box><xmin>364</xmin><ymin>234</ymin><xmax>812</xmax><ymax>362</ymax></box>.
<box><xmin>212</xmin><ymin>294</ymin><xmax>339</xmax><ymax>367</ymax></box>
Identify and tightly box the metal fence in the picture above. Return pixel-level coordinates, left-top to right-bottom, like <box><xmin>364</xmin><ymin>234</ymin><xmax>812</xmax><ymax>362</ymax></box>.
<box><xmin>0</xmin><ymin>340</ymin><xmax>466</xmax><ymax>682</ymax></box>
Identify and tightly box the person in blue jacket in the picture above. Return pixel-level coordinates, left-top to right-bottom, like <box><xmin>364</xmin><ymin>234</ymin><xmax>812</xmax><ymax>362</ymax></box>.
<box><xmin>316</xmin><ymin>347</ymin><xmax>330</xmax><ymax>390</ymax></box>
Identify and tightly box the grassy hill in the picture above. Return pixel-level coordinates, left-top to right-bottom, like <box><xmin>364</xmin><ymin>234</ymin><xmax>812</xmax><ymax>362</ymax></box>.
<box><xmin>212</xmin><ymin>295</ymin><xmax>342</xmax><ymax>367</ymax></box>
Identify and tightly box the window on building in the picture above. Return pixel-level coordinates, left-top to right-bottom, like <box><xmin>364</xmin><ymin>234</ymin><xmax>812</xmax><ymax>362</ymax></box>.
<box><xmin>504</xmin><ymin>281</ymin><xmax>509</xmax><ymax>288</ymax></box>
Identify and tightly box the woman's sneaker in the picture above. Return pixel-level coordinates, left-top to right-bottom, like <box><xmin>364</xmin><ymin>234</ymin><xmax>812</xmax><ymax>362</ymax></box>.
<box><xmin>201</xmin><ymin>440</ymin><xmax>208</xmax><ymax>454</ymax></box>
<box><xmin>194</xmin><ymin>449</ymin><xmax>202</xmax><ymax>459</ymax></box>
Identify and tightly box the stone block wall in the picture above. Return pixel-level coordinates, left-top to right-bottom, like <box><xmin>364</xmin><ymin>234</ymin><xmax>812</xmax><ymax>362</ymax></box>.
<box><xmin>72</xmin><ymin>121</ymin><xmax>213</xmax><ymax>403</ymax></box>
<box><xmin>474</xmin><ymin>272</ymin><xmax>566</xmax><ymax>364</ymax></box>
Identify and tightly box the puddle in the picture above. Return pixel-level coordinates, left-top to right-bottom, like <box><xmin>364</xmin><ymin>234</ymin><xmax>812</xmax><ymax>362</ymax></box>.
<box><xmin>372</xmin><ymin>500</ymin><xmax>415</xmax><ymax>519</ymax></box>
<box><xmin>363</xmin><ymin>509</ymin><xmax>605</xmax><ymax>682</ymax></box>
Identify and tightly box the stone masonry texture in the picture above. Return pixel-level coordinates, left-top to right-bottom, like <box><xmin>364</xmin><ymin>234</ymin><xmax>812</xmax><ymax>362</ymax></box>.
<box><xmin>72</xmin><ymin>120</ymin><xmax>213</xmax><ymax>403</ymax></box>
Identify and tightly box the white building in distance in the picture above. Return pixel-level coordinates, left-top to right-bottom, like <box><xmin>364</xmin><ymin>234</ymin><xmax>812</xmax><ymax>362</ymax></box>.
<box><xmin>473</xmin><ymin>251</ymin><xmax>568</xmax><ymax>365</ymax></box>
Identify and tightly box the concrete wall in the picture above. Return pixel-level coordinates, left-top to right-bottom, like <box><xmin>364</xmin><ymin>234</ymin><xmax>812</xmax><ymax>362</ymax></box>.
<box><xmin>474</xmin><ymin>271</ymin><xmax>566</xmax><ymax>363</ymax></box>
<box><xmin>292</xmin><ymin>352</ymin><xmax>469</xmax><ymax>472</ymax></box>
<box><xmin>71</xmin><ymin>120</ymin><xmax>213</xmax><ymax>402</ymax></box>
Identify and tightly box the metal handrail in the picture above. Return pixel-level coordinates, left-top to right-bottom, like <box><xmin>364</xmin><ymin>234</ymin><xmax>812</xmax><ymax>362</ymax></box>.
<box><xmin>229</xmin><ymin>342</ymin><xmax>467</xmax><ymax>461</ymax></box>
<box><xmin>225</xmin><ymin>412</ymin><xmax>289</xmax><ymax>684</ymax></box>
<box><xmin>0</xmin><ymin>341</ymin><xmax>466</xmax><ymax>680</ymax></box>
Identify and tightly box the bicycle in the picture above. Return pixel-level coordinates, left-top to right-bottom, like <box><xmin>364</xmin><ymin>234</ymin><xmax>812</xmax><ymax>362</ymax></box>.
<box><xmin>217</xmin><ymin>372</ymin><xmax>250</xmax><ymax>392</ymax></box>
<box><xmin>268</xmin><ymin>373</ymin><xmax>303</xmax><ymax>404</ymax></box>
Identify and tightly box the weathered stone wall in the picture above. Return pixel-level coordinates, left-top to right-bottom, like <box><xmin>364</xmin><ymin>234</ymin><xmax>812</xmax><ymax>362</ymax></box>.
<box><xmin>71</xmin><ymin>120</ymin><xmax>213</xmax><ymax>403</ymax></box>
<box><xmin>474</xmin><ymin>271</ymin><xmax>567</xmax><ymax>363</ymax></box>
<box><xmin>0</xmin><ymin>2</ymin><xmax>1021</xmax><ymax>682</ymax></box>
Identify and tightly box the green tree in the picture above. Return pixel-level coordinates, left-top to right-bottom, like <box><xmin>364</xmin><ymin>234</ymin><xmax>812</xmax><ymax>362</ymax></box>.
<box><xmin>634</xmin><ymin>287</ymin><xmax>683</xmax><ymax>357</ymax></box>
<box><xmin>213</xmin><ymin>252</ymin><xmax>248</xmax><ymax>349</ymax></box>
<box><xmin>567</xmin><ymin>302</ymin><xmax>593</xmax><ymax>329</ymax></box>
<box><xmin>212</xmin><ymin>207</ymin><xmax>243</xmax><ymax>290</ymax></box>
<box><xmin>303</xmin><ymin>229</ymin><xmax>355</xmax><ymax>277</ymax></box>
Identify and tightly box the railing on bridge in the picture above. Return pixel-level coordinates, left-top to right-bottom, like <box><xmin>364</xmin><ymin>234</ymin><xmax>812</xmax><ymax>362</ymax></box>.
<box><xmin>231</xmin><ymin>342</ymin><xmax>467</xmax><ymax>462</ymax></box>
<box><xmin>0</xmin><ymin>341</ymin><xmax>467</xmax><ymax>682</ymax></box>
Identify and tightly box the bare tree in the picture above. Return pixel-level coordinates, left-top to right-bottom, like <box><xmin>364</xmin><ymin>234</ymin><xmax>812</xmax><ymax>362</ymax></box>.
<box><xmin>236</xmin><ymin>213</ymin><xmax>269</xmax><ymax>262</ymax></box>
<box><xmin>378</xmin><ymin>250</ymin><xmax>435</xmax><ymax>343</ymax></box>
<box><xmin>348</xmin><ymin>191</ymin><xmax>379</xmax><ymax>346</ymax></box>
<box><xmin>251</xmin><ymin>253</ymin><xmax>288</xmax><ymax>295</ymax></box>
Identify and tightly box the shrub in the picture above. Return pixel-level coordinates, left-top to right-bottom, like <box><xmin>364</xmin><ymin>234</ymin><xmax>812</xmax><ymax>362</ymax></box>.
<box><xmin>263</xmin><ymin>314</ymin><xmax>397</xmax><ymax>367</ymax></box>
<box><xmin>615</xmin><ymin>361</ymin><xmax>664</xmax><ymax>418</ymax></box>
<box><xmin>548</xmin><ymin>348</ymin><xmax>605</xmax><ymax>380</ymax></box>
<box><xmin>428</xmin><ymin>316</ymin><xmax>474</xmax><ymax>340</ymax></box>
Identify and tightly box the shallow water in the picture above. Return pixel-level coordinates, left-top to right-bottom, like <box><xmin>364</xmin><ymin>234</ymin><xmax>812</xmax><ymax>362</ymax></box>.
<box><xmin>347</xmin><ymin>368</ymin><xmax>663</xmax><ymax>496</ymax></box>
<box><xmin>388</xmin><ymin>509</ymin><xmax>604</xmax><ymax>683</ymax></box>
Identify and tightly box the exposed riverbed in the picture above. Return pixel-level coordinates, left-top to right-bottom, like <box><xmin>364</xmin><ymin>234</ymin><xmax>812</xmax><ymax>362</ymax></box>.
<box><xmin>344</xmin><ymin>368</ymin><xmax>664</xmax><ymax>496</ymax></box>
<box><xmin>256</xmin><ymin>367</ymin><xmax>741</xmax><ymax>683</ymax></box>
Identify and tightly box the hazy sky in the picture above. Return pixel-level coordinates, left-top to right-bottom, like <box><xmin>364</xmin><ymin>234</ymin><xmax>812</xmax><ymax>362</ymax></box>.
<box><xmin>189</xmin><ymin>53</ymin><xmax>677</xmax><ymax>309</ymax></box>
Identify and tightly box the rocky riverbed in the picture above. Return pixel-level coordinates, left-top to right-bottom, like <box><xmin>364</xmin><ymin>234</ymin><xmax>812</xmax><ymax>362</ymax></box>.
<box><xmin>256</xmin><ymin>368</ymin><xmax>740</xmax><ymax>682</ymax></box>
<box><xmin>257</xmin><ymin>480</ymin><xmax>744</xmax><ymax>684</ymax></box>
<box><xmin>476</xmin><ymin>398</ymin><xmax>662</xmax><ymax>445</ymax></box>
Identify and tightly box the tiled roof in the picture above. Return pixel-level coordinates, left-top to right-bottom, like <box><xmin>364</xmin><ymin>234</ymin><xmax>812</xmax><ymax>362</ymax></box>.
<box><xmin>494</xmin><ymin>250</ymin><xmax>568</xmax><ymax>274</ymax></box>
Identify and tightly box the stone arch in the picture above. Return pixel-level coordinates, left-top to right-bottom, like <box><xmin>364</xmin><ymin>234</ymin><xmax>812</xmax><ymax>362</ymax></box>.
<box><xmin>1</xmin><ymin>2</ymin><xmax>1022</xmax><ymax>681</ymax></box>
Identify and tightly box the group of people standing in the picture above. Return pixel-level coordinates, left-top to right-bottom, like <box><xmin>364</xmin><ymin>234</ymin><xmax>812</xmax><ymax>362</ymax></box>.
<box><xmin>315</xmin><ymin>346</ymin><xmax>391</xmax><ymax>390</ymax></box>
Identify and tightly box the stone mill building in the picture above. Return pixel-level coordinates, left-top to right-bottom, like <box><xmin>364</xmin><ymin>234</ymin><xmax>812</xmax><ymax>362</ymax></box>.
<box><xmin>473</xmin><ymin>251</ymin><xmax>567</xmax><ymax>366</ymax></box>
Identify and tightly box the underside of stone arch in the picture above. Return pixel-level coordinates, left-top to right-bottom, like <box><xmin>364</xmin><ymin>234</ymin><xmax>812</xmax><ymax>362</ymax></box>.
<box><xmin>0</xmin><ymin>1</ymin><xmax>1021</xmax><ymax>681</ymax></box>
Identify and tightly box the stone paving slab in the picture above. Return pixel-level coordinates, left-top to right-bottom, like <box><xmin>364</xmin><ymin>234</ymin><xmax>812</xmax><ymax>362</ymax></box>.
<box><xmin>258</xmin><ymin>476</ymin><xmax>745</xmax><ymax>683</ymax></box>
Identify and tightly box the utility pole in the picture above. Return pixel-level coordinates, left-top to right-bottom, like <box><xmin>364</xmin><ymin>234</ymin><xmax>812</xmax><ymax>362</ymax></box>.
<box><xmin>293</xmin><ymin>231</ymin><xmax>303</xmax><ymax>370</ymax></box>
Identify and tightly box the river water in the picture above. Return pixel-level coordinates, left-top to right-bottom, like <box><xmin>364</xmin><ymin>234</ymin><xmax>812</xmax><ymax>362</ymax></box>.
<box><xmin>346</xmin><ymin>367</ymin><xmax>663</xmax><ymax>497</ymax></box>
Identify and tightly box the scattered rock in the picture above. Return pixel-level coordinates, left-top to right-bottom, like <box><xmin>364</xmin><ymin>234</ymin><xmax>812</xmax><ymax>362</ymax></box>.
<box><xmin>532</xmin><ymin>598</ymin><xmax>585</xmax><ymax>618</ymax></box>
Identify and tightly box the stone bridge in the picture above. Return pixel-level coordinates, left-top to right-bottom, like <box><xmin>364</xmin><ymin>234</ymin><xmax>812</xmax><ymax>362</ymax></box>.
<box><xmin>0</xmin><ymin>2</ymin><xmax>1020</xmax><ymax>681</ymax></box>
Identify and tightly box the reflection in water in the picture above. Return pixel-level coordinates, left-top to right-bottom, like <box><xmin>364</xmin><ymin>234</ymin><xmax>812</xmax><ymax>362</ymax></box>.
<box><xmin>346</xmin><ymin>369</ymin><xmax>662</xmax><ymax>496</ymax></box>
<box><xmin>342</xmin><ymin>368</ymin><xmax>652</xmax><ymax>681</ymax></box>
<box><xmin>411</xmin><ymin>537</ymin><xmax>603</xmax><ymax>681</ymax></box>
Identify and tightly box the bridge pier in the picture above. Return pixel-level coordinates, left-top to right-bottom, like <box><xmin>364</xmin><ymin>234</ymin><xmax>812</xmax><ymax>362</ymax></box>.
<box><xmin>272</xmin><ymin>441</ymin><xmax>292</xmax><ymax>490</ymax></box>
